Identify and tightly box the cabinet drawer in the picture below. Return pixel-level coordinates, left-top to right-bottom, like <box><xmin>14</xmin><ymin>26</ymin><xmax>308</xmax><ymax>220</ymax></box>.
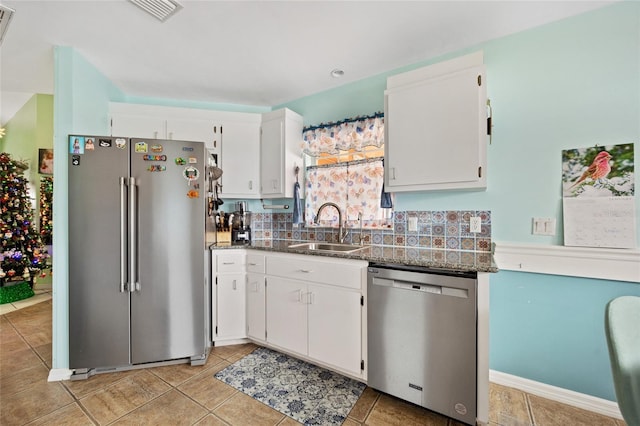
<box><xmin>246</xmin><ymin>253</ymin><xmax>265</xmax><ymax>273</ymax></box>
<box><xmin>215</xmin><ymin>252</ymin><xmax>245</xmax><ymax>272</ymax></box>
<box><xmin>266</xmin><ymin>255</ymin><xmax>363</xmax><ymax>290</ymax></box>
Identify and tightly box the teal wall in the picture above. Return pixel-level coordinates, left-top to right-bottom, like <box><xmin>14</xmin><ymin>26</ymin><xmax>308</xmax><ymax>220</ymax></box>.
<box><xmin>52</xmin><ymin>2</ymin><xmax>639</xmax><ymax>402</ymax></box>
<box><xmin>52</xmin><ymin>47</ymin><xmax>126</xmax><ymax>369</ymax></box>
<box><xmin>276</xmin><ymin>2</ymin><xmax>640</xmax><ymax>402</ymax></box>
<box><xmin>490</xmin><ymin>271</ymin><xmax>638</xmax><ymax>399</ymax></box>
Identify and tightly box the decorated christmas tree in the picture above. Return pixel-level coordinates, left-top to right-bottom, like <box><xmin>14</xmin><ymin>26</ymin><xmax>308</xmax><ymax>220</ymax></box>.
<box><xmin>39</xmin><ymin>177</ymin><xmax>53</xmax><ymax>245</ymax></box>
<box><xmin>0</xmin><ymin>152</ymin><xmax>48</xmax><ymax>303</ymax></box>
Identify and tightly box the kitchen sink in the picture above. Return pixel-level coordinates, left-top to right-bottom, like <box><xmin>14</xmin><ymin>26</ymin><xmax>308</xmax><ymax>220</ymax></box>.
<box><xmin>287</xmin><ymin>242</ymin><xmax>367</xmax><ymax>254</ymax></box>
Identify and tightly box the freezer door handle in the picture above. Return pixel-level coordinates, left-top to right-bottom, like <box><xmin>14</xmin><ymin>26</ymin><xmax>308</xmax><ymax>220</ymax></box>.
<box><xmin>119</xmin><ymin>177</ymin><xmax>127</xmax><ymax>292</ymax></box>
<box><xmin>129</xmin><ymin>177</ymin><xmax>139</xmax><ymax>292</ymax></box>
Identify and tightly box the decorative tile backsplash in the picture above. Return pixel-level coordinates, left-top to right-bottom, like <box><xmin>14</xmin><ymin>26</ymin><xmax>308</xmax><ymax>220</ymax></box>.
<box><xmin>251</xmin><ymin>210</ymin><xmax>492</xmax><ymax>252</ymax></box>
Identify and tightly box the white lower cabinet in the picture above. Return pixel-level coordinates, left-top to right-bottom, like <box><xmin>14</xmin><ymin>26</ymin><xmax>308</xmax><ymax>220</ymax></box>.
<box><xmin>212</xmin><ymin>249</ymin><xmax>367</xmax><ymax>379</ymax></box>
<box><xmin>266</xmin><ymin>276</ymin><xmax>308</xmax><ymax>355</ymax></box>
<box><xmin>264</xmin><ymin>253</ymin><xmax>367</xmax><ymax>378</ymax></box>
<box><xmin>212</xmin><ymin>250</ymin><xmax>246</xmax><ymax>343</ymax></box>
<box><xmin>216</xmin><ymin>273</ymin><xmax>246</xmax><ymax>340</ymax></box>
<box><xmin>246</xmin><ymin>272</ymin><xmax>266</xmax><ymax>342</ymax></box>
<box><xmin>307</xmin><ymin>283</ymin><xmax>362</xmax><ymax>375</ymax></box>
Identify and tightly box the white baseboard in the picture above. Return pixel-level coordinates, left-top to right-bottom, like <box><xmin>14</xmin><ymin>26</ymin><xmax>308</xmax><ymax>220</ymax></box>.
<box><xmin>493</xmin><ymin>241</ymin><xmax>640</xmax><ymax>283</ymax></box>
<box><xmin>490</xmin><ymin>370</ymin><xmax>623</xmax><ymax>420</ymax></box>
<box><xmin>48</xmin><ymin>368</ymin><xmax>73</xmax><ymax>382</ymax></box>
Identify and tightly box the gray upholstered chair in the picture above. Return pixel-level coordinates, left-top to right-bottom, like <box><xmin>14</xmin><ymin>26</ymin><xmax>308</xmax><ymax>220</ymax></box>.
<box><xmin>605</xmin><ymin>296</ymin><xmax>640</xmax><ymax>426</ymax></box>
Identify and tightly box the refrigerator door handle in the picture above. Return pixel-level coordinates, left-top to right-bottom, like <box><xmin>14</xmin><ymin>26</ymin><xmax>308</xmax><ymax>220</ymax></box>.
<box><xmin>129</xmin><ymin>177</ymin><xmax>139</xmax><ymax>292</ymax></box>
<box><xmin>120</xmin><ymin>177</ymin><xmax>127</xmax><ymax>292</ymax></box>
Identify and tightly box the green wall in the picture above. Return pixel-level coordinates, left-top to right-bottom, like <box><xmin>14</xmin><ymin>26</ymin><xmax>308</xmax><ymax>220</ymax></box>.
<box><xmin>1</xmin><ymin>94</ymin><xmax>54</xmax><ymax>203</ymax></box>
<box><xmin>1</xmin><ymin>94</ymin><xmax>54</xmax><ymax>240</ymax></box>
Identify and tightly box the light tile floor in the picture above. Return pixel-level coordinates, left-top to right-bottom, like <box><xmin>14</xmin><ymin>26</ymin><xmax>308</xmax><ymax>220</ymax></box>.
<box><xmin>0</xmin><ymin>298</ymin><xmax>627</xmax><ymax>426</ymax></box>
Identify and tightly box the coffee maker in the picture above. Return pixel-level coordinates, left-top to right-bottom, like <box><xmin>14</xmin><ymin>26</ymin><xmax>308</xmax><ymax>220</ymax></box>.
<box><xmin>231</xmin><ymin>201</ymin><xmax>252</xmax><ymax>244</ymax></box>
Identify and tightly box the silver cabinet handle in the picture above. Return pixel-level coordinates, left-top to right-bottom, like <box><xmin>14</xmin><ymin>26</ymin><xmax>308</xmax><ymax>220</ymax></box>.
<box><xmin>129</xmin><ymin>177</ymin><xmax>139</xmax><ymax>292</ymax></box>
<box><xmin>232</xmin><ymin>279</ymin><xmax>237</xmax><ymax>290</ymax></box>
<box><xmin>297</xmin><ymin>289</ymin><xmax>303</xmax><ymax>302</ymax></box>
<box><xmin>248</xmin><ymin>180</ymin><xmax>253</xmax><ymax>190</ymax></box>
<box><xmin>222</xmin><ymin>261</ymin><xmax>235</xmax><ymax>265</ymax></box>
<box><xmin>298</xmin><ymin>269</ymin><xmax>312</xmax><ymax>273</ymax></box>
<box><xmin>119</xmin><ymin>177</ymin><xmax>127</xmax><ymax>292</ymax></box>
<box><xmin>308</xmin><ymin>292</ymin><xmax>315</xmax><ymax>305</ymax></box>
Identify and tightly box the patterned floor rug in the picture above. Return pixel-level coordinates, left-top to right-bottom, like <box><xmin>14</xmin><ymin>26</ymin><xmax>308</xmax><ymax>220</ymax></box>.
<box><xmin>214</xmin><ymin>347</ymin><xmax>366</xmax><ymax>425</ymax></box>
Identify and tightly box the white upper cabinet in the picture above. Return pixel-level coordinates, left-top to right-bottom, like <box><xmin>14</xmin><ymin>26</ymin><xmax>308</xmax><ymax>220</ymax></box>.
<box><xmin>109</xmin><ymin>102</ymin><xmax>262</xmax><ymax>197</ymax></box>
<box><xmin>260</xmin><ymin>108</ymin><xmax>303</xmax><ymax>198</ymax></box>
<box><xmin>218</xmin><ymin>120</ymin><xmax>261</xmax><ymax>198</ymax></box>
<box><xmin>110</xmin><ymin>103</ymin><xmax>220</xmax><ymax>147</ymax></box>
<box><xmin>384</xmin><ymin>52</ymin><xmax>488</xmax><ymax>192</ymax></box>
<box><xmin>110</xmin><ymin>112</ymin><xmax>167</xmax><ymax>139</ymax></box>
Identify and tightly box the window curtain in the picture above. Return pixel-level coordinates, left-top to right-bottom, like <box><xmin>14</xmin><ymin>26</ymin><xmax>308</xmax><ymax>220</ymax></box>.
<box><xmin>302</xmin><ymin>113</ymin><xmax>384</xmax><ymax>156</ymax></box>
<box><xmin>305</xmin><ymin>158</ymin><xmax>388</xmax><ymax>227</ymax></box>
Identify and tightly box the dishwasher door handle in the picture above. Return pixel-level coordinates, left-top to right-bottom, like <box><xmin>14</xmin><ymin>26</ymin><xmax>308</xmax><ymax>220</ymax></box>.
<box><xmin>372</xmin><ymin>276</ymin><xmax>467</xmax><ymax>298</ymax></box>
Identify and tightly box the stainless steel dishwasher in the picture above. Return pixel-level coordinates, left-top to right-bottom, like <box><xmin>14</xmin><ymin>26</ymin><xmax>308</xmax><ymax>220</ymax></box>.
<box><xmin>367</xmin><ymin>263</ymin><xmax>477</xmax><ymax>425</ymax></box>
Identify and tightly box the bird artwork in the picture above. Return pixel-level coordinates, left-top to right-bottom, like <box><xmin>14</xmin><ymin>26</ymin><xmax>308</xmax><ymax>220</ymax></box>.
<box><xmin>570</xmin><ymin>150</ymin><xmax>612</xmax><ymax>188</ymax></box>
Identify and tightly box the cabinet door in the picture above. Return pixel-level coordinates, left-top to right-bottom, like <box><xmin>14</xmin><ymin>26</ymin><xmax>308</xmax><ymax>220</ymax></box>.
<box><xmin>215</xmin><ymin>273</ymin><xmax>246</xmax><ymax>340</ymax></box>
<box><xmin>385</xmin><ymin>65</ymin><xmax>486</xmax><ymax>191</ymax></box>
<box><xmin>308</xmin><ymin>284</ymin><xmax>362</xmax><ymax>375</ymax></box>
<box><xmin>266</xmin><ymin>276</ymin><xmax>307</xmax><ymax>356</ymax></box>
<box><xmin>220</xmin><ymin>121</ymin><xmax>261</xmax><ymax>198</ymax></box>
<box><xmin>110</xmin><ymin>114</ymin><xmax>166</xmax><ymax>139</ymax></box>
<box><xmin>246</xmin><ymin>272</ymin><xmax>266</xmax><ymax>342</ymax></box>
<box><xmin>260</xmin><ymin>117</ymin><xmax>284</xmax><ymax>196</ymax></box>
<box><xmin>166</xmin><ymin>118</ymin><xmax>219</xmax><ymax>151</ymax></box>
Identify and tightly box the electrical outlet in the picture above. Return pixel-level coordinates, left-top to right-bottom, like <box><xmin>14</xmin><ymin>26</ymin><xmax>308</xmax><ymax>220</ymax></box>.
<box><xmin>470</xmin><ymin>217</ymin><xmax>481</xmax><ymax>233</ymax></box>
<box><xmin>408</xmin><ymin>216</ymin><xmax>418</xmax><ymax>232</ymax></box>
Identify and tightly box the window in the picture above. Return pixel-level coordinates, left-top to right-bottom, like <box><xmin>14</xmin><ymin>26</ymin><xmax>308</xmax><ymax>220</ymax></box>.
<box><xmin>302</xmin><ymin>113</ymin><xmax>392</xmax><ymax>229</ymax></box>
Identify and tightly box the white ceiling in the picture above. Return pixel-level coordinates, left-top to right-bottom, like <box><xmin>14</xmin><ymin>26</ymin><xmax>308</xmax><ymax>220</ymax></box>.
<box><xmin>0</xmin><ymin>0</ymin><xmax>617</xmax><ymax>126</ymax></box>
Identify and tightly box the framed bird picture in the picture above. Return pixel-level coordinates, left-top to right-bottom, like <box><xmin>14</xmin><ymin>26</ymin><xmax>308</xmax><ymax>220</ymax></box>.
<box><xmin>562</xmin><ymin>143</ymin><xmax>636</xmax><ymax>248</ymax></box>
<box><xmin>562</xmin><ymin>143</ymin><xmax>634</xmax><ymax>197</ymax></box>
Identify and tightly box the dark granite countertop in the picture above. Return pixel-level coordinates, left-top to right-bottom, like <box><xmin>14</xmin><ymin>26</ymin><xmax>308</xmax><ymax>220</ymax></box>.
<box><xmin>210</xmin><ymin>240</ymin><xmax>498</xmax><ymax>273</ymax></box>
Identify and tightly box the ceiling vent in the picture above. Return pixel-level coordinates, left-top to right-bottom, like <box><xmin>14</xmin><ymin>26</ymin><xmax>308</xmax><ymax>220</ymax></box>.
<box><xmin>0</xmin><ymin>4</ymin><xmax>15</xmax><ymax>45</ymax></box>
<box><xmin>129</xmin><ymin>0</ymin><xmax>182</xmax><ymax>22</ymax></box>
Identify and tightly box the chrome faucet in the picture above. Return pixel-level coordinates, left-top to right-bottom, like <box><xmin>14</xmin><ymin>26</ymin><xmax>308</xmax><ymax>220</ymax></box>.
<box><xmin>314</xmin><ymin>202</ymin><xmax>349</xmax><ymax>243</ymax></box>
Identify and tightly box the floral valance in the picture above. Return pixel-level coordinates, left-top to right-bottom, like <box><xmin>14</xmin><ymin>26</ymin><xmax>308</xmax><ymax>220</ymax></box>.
<box><xmin>302</xmin><ymin>112</ymin><xmax>384</xmax><ymax>157</ymax></box>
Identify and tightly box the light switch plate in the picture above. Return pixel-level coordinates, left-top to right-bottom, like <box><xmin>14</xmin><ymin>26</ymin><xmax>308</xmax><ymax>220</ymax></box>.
<box><xmin>532</xmin><ymin>217</ymin><xmax>556</xmax><ymax>236</ymax></box>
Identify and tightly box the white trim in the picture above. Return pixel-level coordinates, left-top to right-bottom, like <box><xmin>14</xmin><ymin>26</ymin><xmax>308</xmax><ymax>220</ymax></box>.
<box><xmin>490</xmin><ymin>370</ymin><xmax>623</xmax><ymax>420</ymax></box>
<box><xmin>48</xmin><ymin>368</ymin><xmax>73</xmax><ymax>382</ymax></box>
<box><xmin>494</xmin><ymin>241</ymin><xmax>640</xmax><ymax>283</ymax></box>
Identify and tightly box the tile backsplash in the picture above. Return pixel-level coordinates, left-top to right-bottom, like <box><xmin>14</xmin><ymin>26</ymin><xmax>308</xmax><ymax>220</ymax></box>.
<box><xmin>251</xmin><ymin>210</ymin><xmax>492</xmax><ymax>252</ymax></box>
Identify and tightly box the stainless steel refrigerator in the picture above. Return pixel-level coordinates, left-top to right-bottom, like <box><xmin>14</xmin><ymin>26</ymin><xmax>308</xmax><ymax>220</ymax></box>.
<box><xmin>68</xmin><ymin>135</ymin><xmax>208</xmax><ymax>378</ymax></box>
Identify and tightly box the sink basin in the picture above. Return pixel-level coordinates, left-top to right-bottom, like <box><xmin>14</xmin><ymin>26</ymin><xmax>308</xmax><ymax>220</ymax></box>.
<box><xmin>287</xmin><ymin>242</ymin><xmax>367</xmax><ymax>254</ymax></box>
